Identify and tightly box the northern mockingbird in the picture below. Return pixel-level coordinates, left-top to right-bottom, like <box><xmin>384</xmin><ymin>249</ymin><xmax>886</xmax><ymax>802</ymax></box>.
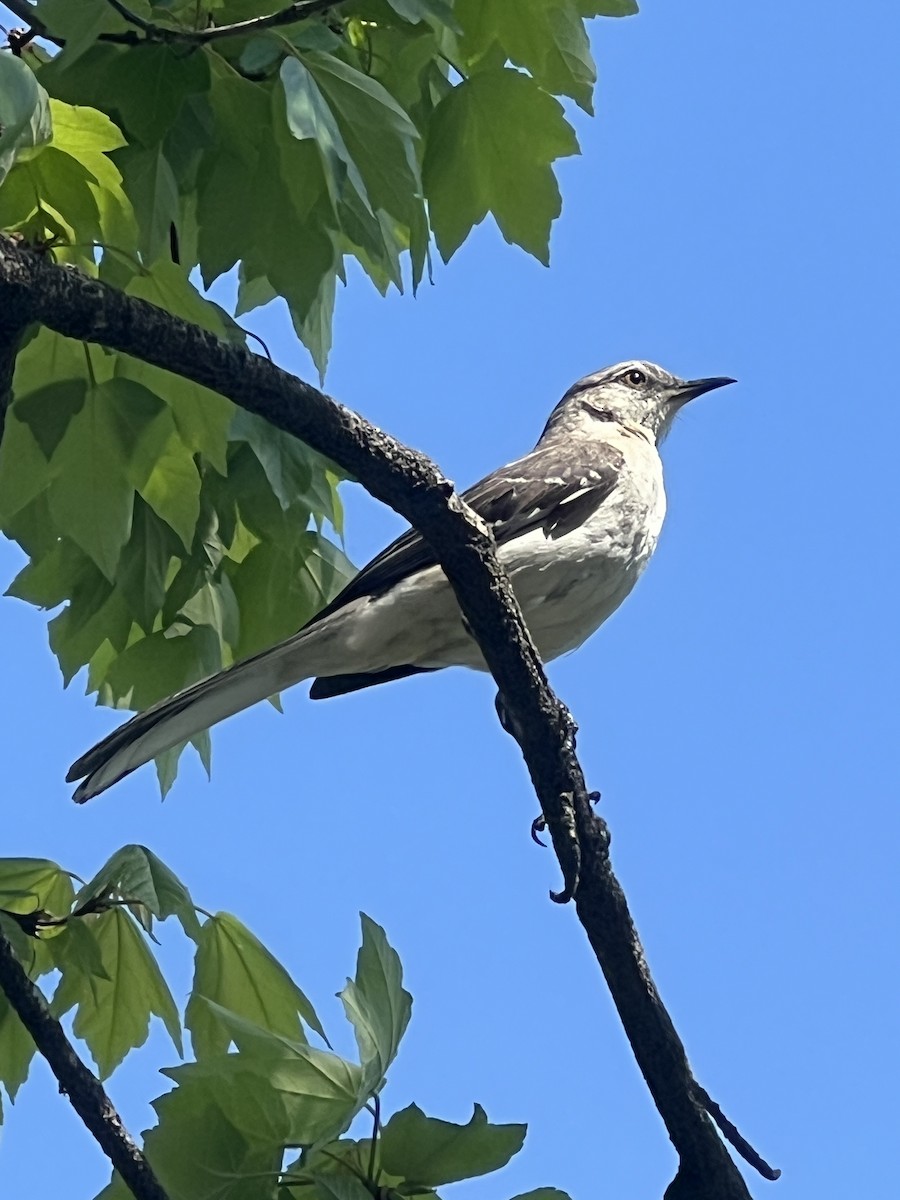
<box><xmin>69</xmin><ymin>361</ymin><xmax>733</xmax><ymax>801</ymax></box>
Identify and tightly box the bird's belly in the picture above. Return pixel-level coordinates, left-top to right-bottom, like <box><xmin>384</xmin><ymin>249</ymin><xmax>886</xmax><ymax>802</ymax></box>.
<box><xmin>502</xmin><ymin>504</ymin><xmax>661</xmax><ymax>661</ymax></box>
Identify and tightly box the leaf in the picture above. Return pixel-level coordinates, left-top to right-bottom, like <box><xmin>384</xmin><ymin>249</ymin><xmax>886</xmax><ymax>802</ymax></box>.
<box><xmin>0</xmin><ymin>857</ymin><xmax>75</xmax><ymax>917</ymax></box>
<box><xmin>186</xmin><ymin>912</ymin><xmax>327</xmax><ymax>1058</ymax></box>
<box><xmin>164</xmin><ymin>1034</ymin><xmax>364</xmax><ymax>1147</ymax></box>
<box><xmin>0</xmin><ymin>54</ymin><xmax>51</xmax><ymax>184</ymax></box>
<box><xmin>74</xmin><ymin>845</ymin><xmax>202</xmax><ymax>941</ymax></box>
<box><xmin>51</xmin><ymin>907</ymin><xmax>182</xmax><ymax>1077</ymax></box>
<box><xmin>14</xmin><ymin>379</ymin><xmax>87</xmax><ymax>458</ymax></box>
<box><xmin>300</xmin><ymin>51</ymin><xmax>422</xmax><ymax>223</ymax></box>
<box><xmin>116</xmin><ymin>496</ymin><xmax>176</xmax><ymax>632</ymax></box>
<box><xmin>380</xmin><ymin>1104</ymin><xmax>527</xmax><ymax>1186</ymax></box>
<box><xmin>99</xmin><ymin>624</ymin><xmax>220</xmax><ymax>711</ymax></box>
<box><xmin>101</xmin><ymin>43</ymin><xmax>212</xmax><ymax>146</ymax></box>
<box><xmin>113</xmin><ymin>354</ymin><xmax>232</xmax><ymax>476</ymax></box>
<box><xmin>577</xmin><ymin>0</ymin><xmax>638</xmax><ymax>14</ymax></box>
<box><xmin>423</xmin><ymin>68</ymin><xmax>579</xmax><ymax>264</ymax></box>
<box><xmin>114</xmin><ymin>142</ymin><xmax>181</xmax><ymax>264</ymax></box>
<box><xmin>47</xmin><ymin>99</ymin><xmax>136</xmax><ymax>249</ymax></box>
<box><xmin>46</xmin><ymin>381</ymin><xmax>136</xmax><ymax>580</ymax></box>
<box><xmin>281</xmin><ymin>57</ymin><xmax>373</xmax><ymax>215</ymax></box>
<box><xmin>0</xmin><ymin>995</ymin><xmax>36</xmax><ymax>1105</ymax></box>
<box><xmin>104</xmin><ymin>1076</ymin><xmax>284</xmax><ymax>1200</ymax></box>
<box><xmin>457</xmin><ymin>0</ymin><xmax>597</xmax><ymax>112</ymax></box>
<box><xmin>34</xmin><ymin>0</ymin><xmax>150</xmax><ymax>68</ymax></box>
<box><xmin>225</xmin><ymin>537</ymin><xmax>311</xmax><ymax>660</ymax></box>
<box><xmin>339</xmin><ymin>915</ymin><xmax>411</xmax><ymax>1092</ymax></box>
<box><xmin>0</xmin><ymin>403</ymin><xmax>55</xmax><ymax>523</ymax></box>
<box><xmin>509</xmin><ymin>1190</ymin><xmax>574</xmax><ymax>1200</ymax></box>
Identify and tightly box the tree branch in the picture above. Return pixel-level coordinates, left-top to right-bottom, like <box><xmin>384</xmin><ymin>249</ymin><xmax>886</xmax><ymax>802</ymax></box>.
<box><xmin>0</xmin><ymin>236</ymin><xmax>776</xmax><ymax>1198</ymax></box>
<box><xmin>3</xmin><ymin>0</ymin><xmax>344</xmax><ymax>49</ymax></box>
<box><xmin>0</xmin><ymin>921</ymin><xmax>170</xmax><ymax>1200</ymax></box>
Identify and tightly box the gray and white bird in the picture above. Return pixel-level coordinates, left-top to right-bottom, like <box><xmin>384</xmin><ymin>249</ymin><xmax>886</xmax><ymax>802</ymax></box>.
<box><xmin>68</xmin><ymin>361</ymin><xmax>733</xmax><ymax>802</ymax></box>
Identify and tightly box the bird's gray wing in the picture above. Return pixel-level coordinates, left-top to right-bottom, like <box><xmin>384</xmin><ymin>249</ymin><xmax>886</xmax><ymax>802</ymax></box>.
<box><xmin>308</xmin><ymin>443</ymin><xmax>624</xmax><ymax>626</ymax></box>
<box><xmin>307</xmin><ymin>442</ymin><xmax>624</xmax><ymax>698</ymax></box>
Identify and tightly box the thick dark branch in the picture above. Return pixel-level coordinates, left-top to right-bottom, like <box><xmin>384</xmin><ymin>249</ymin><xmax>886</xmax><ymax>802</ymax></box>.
<box><xmin>0</xmin><ymin>922</ymin><xmax>169</xmax><ymax>1200</ymax></box>
<box><xmin>0</xmin><ymin>237</ymin><xmax>773</xmax><ymax>1197</ymax></box>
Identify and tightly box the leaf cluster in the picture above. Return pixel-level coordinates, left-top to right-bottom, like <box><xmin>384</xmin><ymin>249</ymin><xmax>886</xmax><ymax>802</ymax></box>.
<box><xmin>0</xmin><ymin>0</ymin><xmax>635</xmax><ymax>789</ymax></box>
<box><xmin>0</xmin><ymin>849</ymin><xmax>568</xmax><ymax>1200</ymax></box>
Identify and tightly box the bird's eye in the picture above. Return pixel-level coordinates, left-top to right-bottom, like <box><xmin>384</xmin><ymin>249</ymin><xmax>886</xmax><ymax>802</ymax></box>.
<box><xmin>624</xmin><ymin>368</ymin><xmax>646</xmax><ymax>386</ymax></box>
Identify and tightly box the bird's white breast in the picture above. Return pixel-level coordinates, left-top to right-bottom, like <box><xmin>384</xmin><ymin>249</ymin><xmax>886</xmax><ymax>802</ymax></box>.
<box><xmin>499</xmin><ymin>426</ymin><xmax>667</xmax><ymax>662</ymax></box>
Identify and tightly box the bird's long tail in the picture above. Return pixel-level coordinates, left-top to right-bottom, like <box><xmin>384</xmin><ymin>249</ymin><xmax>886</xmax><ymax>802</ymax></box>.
<box><xmin>67</xmin><ymin>631</ymin><xmax>321</xmax><ymax>803</ymax></box>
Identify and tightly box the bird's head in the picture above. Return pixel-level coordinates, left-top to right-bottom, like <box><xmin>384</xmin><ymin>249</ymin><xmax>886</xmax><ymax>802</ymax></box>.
<box><xmin>541</xmin><ymin>361</ymin><xmax>735</xmax><ymax>445</ymax></box>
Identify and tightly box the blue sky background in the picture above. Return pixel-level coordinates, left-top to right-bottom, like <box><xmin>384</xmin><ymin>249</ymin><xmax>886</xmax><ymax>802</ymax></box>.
<box><xmin>2</xmin><ymin>2</ymin><xmax>899</xmax><ymax>1198</ymax></box>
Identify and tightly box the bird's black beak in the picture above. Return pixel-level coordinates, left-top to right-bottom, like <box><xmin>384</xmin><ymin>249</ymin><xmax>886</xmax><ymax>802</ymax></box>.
<box><xmin>672</xmin><ymin>376</ymin><xmax>736</xmax><ymax>404</ymax></box>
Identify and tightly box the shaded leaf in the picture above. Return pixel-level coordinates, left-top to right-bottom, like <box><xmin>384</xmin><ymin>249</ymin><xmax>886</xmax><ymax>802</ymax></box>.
<box><xmin>380</xmin><ymin>1103</ymin><xmax>526</xmax><ymax>1186</ymax></box>
<box><xmin>424</xmin><ymin>69</ymin><xmax>578</xmax><ymax>264</ymax></box>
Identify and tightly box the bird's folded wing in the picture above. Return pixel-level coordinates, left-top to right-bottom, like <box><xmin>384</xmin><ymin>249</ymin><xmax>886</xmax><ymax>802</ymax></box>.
<box><xmin>305</xmin><ymin>441</ymin><xmax>624</xmax><ymax>629</ymax></box>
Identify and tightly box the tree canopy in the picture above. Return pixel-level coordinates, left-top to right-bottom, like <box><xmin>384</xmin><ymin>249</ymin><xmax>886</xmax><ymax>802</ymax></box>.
<box><xmin>0</xmin><ymin>0</ymin><xmax>634</xmax><ymax>793</ymax></box>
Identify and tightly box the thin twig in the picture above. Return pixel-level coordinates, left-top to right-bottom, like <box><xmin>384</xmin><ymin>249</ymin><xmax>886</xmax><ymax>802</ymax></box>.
<box><xmin>695</xmin><ymin>1086</ymin><xmax>782</xmax><ymax>1181</ymax></box>
<box><xmin>5</xmin><ymin>0</ymin><xmax>342</xmax><ymax>49</ymax></box>
<box><xmin>0</xmin><ymin>922</ymin><xmax>170</xmax><ymax>1200</ymax></box>
<box><xmin>103</xmin><ymin>0</ymin><xmax>154</xmax><ymax>34</ymax></box>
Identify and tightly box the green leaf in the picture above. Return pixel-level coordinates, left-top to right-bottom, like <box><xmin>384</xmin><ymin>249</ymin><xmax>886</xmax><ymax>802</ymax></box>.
<box><xmin>46</xmin><ymin>380</ymin><xmax>137</xmax><ymax>580</ymax></box>
<box><xmin>0</xmin><ymin>857</ymin><xmax>75</xmax><ymax>917</ymax></box>
<box><xmin>0</xmin><ymin>995</ymin><xmax>36</xmax><ymax>1105</ymax></box>
<box><xmin>230</xmin><ymin>409</ymin><xmax>314</xmax><ymax>511</ymax></box>
<box><xmin>0</xmin><ymin>54</ymin><xmax>51</xmax><ymax>184</ymax></box>
<box><xmin>99</xmin><ymin>624</ymin><xmax>220</xmax><ymax>711</ymax></box>
<box><xmin>74</xmin><ymin>845</ymin><xmax>202</xmax><ymax>941</ymax></box>
<box><xmin>300</xmin><ymin>51</ymin><xmax>422</xmax><ymax>223</ymax></box>
<box><xmin>0</xmin><ymin>401</ymin><xmax>55</xmax><ymax>523</ymax></box>
<box><xmin>103</xmin><ymin>1075</ymin><xmax>284</xmax><ymax>1200</ymax></box>
<box><xmin>101</xmin><ymin>43</ymin><xmax>212</xmax><ymax>146</ymax></box>
<box><xmin>5</xmin><ymin>538</ymin><xmax>90</xmax><ymax>611</ymax></box>
<box><xmin>164</xmin><ymin>1034</ymin><xmax>364</xmax><ymax>1146</ymax></box>
<box><xmin>339</xmin><ymin>915</ymin><xmax>411</xmax><ymax>1091</ymax></box>
<box><xmin>113</xmin><ymin>354</ymin><xmax>232</xmax><ymax>476</ymax></box>
<box><xmin>34</xmin><ymin>0</ymin><xmax>118</xmax><ymax>68</ymax></box>
<box><xmin>457</xmin><ymin>0</ymin><xmax>597</xmax><ymax>112</ymax></box>
<box><xmin>295</xmin><ymin>532</ymin><xmax>354</xmax><ymax>604</ymax></box>
<box><xmin>114</xmin><ymin>142</ymin><xmax>181</xmax><ymax>264</ymax></box>
<box><xmin>51</xmin><ymin>907</ymin><xmax>182</xmax><ymax>1077</ymax></box>
<box><xmin>509</xmin><ymin>1190</ymin><xmax>574</xmax><ymax>1200</ymax></box>
<box><xmin>577</xmin><ymin>0</ymin><xmax>638</xmax><ymax>14</ymax></box>
<box><xmin>186</xmin><ymin>912</ymin><xmax>327</xmax><ymax>1058</ymax></box>
<box><xmin>380</xmin><ymin>1104</ymin><xmax>526</xmax><ymax>1186</ymax></box>
<box><xmin>14</xmin><ymin>379</ymin><xmax>87</xmax><ymax>458</ymax></box>
<box><xmin>116</xmin><ymin>496</ymin><xmax>177</xmax><ymax>632</ymax></box>
<box><xmin>423</xmin><ymin>68</ymin><xmax>579</xmax><ymax>264</ymax></box>
<box><xmin>224</xmin><ymin>536</ymin><xmax>313</xmax><ymax>660</ymax></box>
<box><xmin>281</xmin><ymin>57</ymin><xmax>373</xmax><ymax>215</ymax></box>
<box><xmin>47</xmin><ymin>99</ymin><xmax>136</xmax><ymax>249</ymax></box>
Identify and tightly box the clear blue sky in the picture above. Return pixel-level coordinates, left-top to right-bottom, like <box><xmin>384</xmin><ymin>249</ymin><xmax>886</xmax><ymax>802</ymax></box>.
<box><xmin>3</xmin><ymin>3</ymin><xmax>899</xmax><ymax>1198</ymax></box>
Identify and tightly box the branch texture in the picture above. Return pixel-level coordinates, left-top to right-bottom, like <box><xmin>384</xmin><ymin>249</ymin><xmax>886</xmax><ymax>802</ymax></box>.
<box><xmin>0</xmin><ymin>237</ymin><xmax>773</xmax><ymax>1198</ymax></box>
<box><xmin>0</xmin><ymin>921</ymin><xmax>170</xmax><ymax>1200</ymax></box>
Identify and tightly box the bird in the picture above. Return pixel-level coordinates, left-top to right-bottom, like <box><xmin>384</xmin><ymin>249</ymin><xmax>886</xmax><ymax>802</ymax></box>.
<box><xmin>68</xmin><ymin>361</ymin><xmax>734</xmax><ymax>802</ymax></box>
